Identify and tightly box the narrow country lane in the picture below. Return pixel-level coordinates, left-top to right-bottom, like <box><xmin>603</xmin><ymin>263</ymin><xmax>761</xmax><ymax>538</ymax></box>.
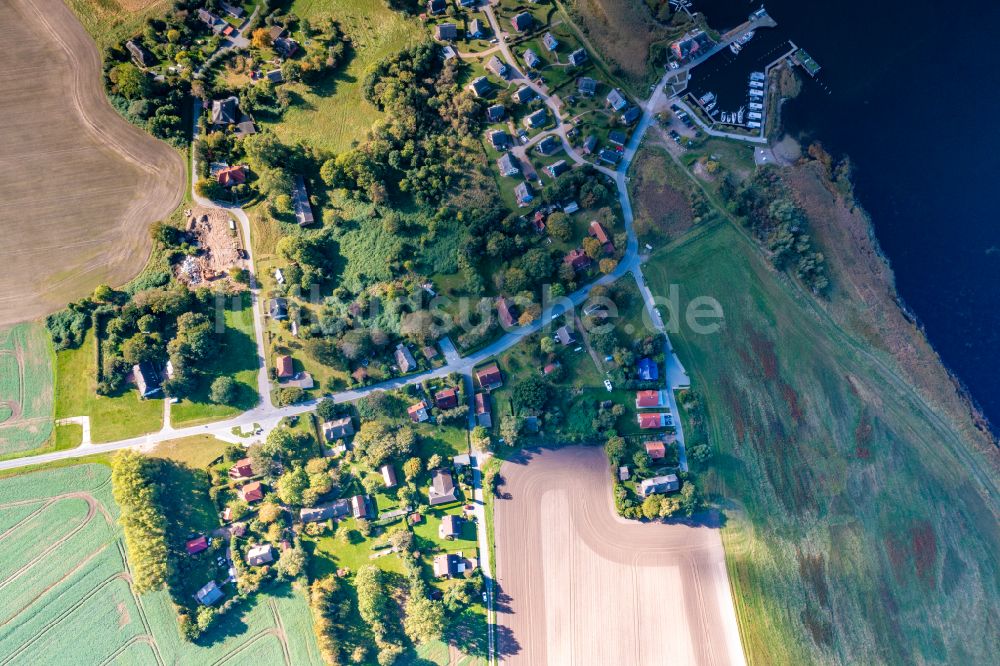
<box><xmin>2</xmin><ymin>10</ymin><xmax>693</xmax><ymax>488</ymax></box>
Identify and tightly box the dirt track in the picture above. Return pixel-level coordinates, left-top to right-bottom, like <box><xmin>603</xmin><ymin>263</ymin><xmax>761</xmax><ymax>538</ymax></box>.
<box><xmin>0</xmin><ymin>0</ymin><xmax>184</xmax><ymax>326</ymax></box>
<box><xmin>494</xmin><ymin>447</ymin><xmax>746</xmax><ymax>666</ymax></box>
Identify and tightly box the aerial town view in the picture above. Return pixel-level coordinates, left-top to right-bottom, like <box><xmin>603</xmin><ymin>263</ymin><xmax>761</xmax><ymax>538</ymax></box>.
<box><xmin>0</xmin><ymin>0</ymin><xmax>997</xmax><ymax>664</ymax></box>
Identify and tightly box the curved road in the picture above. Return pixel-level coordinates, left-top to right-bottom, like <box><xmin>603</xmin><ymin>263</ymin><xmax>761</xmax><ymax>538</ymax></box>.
<box><xmin>0</xmin><ymin>9</ymin><xmax>691</xmax><ymax>478</ymax></box>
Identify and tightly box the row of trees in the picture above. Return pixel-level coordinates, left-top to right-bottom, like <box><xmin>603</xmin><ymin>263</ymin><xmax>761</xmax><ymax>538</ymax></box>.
<box><xmin>111</xmin><ymin>451</ymin><xmax>169</xmax><ymax>593</ymax></box>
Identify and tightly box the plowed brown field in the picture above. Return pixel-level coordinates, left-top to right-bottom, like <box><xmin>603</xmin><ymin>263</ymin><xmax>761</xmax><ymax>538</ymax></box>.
<box><xmin>0</xmin><ymin>0</ymin><xmax>184</xmax><ymax>326</ymax></box>
<box><xmin>494</xmin><ymin>447</ymin><xmax>745</xmax><ymax>665</ymax></box>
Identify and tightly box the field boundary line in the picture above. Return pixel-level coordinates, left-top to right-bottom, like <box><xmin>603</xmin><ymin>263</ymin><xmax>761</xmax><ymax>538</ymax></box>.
<box><xmin>268</xmin><ymin>598</ymin><xmax>292</xmax><ymax>666</ymax></box>
<box><xmin>0</xmin><ymin>499</ymin><xmax>54</xmax><ymax>543</ymax></box>
<box><xmin>0</xmin><ymin>494</ymin><xmax>99</xmax><ymax>590</ymax></box>
<box><xmin>210</xmin><ymin>629</ymin><xmax>283</xmax><ymax>666</ymax></box>
<box><xmin>0</xmin><ymin>542</ymin><xmax>110</xmax><ymax>627</ymax></box>
<box><xmin>97</xmin><ymin>635</ymin><xmax>158</xmax><ymax>666</ymax></box>
<box><xmin>0</xmin><ymin>573</ymin><xmax>130</xmax><ymax>665</ymax></box>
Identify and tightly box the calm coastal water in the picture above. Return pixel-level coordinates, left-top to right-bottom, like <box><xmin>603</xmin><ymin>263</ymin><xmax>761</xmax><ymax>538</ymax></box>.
<box><xmin>693</xmin><ymin>0</ymin><xmax>1000</xmax><ymax>429</ymax></box>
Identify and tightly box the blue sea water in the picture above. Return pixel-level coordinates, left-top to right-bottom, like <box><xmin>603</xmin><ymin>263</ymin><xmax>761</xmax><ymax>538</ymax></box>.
<box><xmin>693</xmin><ymin>0</ymin><xmax>1000</xmax><ymax>430</ymax></box>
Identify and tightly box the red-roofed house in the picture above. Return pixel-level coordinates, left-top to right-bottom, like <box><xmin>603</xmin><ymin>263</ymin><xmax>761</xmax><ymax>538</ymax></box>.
<box><xmin>589</xmin><ymin>221</ymin><xmax>614</xmax><ymax>253</ymax></box>
<box><xmin>533</xmin><ymin>211</ymin><xmax>546</xmax><ymax>232</ymax></box>
<box><xmin>241</xmin><ymin>481</ymin><xmax>264</xmax><ymax>503</ymax></box>
<box><xmin>217</xmin><ymin>165</ymin><xmax>246</xmax><ymax>187</ymax></box>
<box><xmin>476</xmin><ymin>364</ymin><xmax>503</xmax><ymax>390</ymax></box>
<box><xmin>276</xmin><ymin>354</ymin><xmax>294</xmax><ymax>379</ymax></box>
<box><xmin>497</xmin><ymin>297</ymin><xmax>517</xmax><ymax>327</ymax></box>
<box><xmin>564</xmin><ymin>248</ymin><xmax>592</xmax><ymax>271</ymax></box>
<box><xmin>435</xmin><ymin>387</ymin><xmax>459</xmax><ymax>409</ymax></box>
<box><xmin>635</xmin><ymin>390</ymin><xmax>666</xmax><ymax>409</ymax></box>
<box><xmin>543</xmin><ymin>362</ymin><xmax>560</xmax><ymax>375</ymax></box>
<box><xmin>644</xmin><ymin>440</ymin><xmax>666</xmax><ymax>459</ymax></box>
<box><xmin>186</xmin><ymin>535</ymin><xmax>208</xmax><ymax>555</ymax></box>
<box><xmin>638</xmin><ymin>413</ymin><xmax>668</xmax><ymax>430</ymax></box>
<box><xmin>229</xmin><ymin>458</ymin><xmax>254</xmax><ymax>479</ymax></box>
<box><xmin>407</xmin><ymin>400</ymin><xmax>429</xmax><ymax>423</ymax></box>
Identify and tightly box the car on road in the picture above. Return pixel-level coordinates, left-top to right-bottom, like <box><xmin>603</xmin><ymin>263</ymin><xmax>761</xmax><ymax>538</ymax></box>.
<box><xmin>604</xmin><ymin>379</ymin><xmax>613</xmax><ymax>392</ymax></box>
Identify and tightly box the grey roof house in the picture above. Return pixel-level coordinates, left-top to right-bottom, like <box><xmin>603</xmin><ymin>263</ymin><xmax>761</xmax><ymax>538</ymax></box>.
<box><xmin>638</xmin><ymin>474</ymin><xmax>680</xmax><ymax>497</ymax></box>
<box><xmin>210</xmin><ymin>96</ymin><xmax>239</xmax><ymax>125</ymax></box>
<box><xmin>429</xmin><ymin>469</ymin><xmax>458</xmax><ymax>506</ymax></box>
<box><xmin>395</xmin><ymin>344</ymin><xmax>417</xmax><ymax>372</ymax></box>
<box><xmin>497</xmin><ymin>153</ymin><xmax>519</xmax><ymax>177</ymax></box>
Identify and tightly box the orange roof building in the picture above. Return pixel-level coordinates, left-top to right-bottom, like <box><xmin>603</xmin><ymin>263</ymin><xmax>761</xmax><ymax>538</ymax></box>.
<box><xmin>638</xmin><ymin>413</ymin><xmax>666</xmax><ymax>430</ymax></box>
<box><xmin>217</xmin><ymin>164</ymin><xmax>246</xmax><ymax>187</ymax></box>
<box><xmin>644</xmin><ymin>440</ymin><xmax>666</xmax><ymax>459</ymax></box>
<box><xmin>635</xmin><ymin>390</ymin><xmax>665</xmax><ymax>409</ymax></box>
<box><xmin>241</xmin><ymin>481</ymin><xmax>264</xmax><ymax>503</ymax></box>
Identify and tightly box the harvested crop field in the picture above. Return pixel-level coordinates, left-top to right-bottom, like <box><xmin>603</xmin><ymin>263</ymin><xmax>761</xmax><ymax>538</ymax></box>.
<box><xmin>0</xmin><ymin>323</ymin><xmax>54</xmax><ymax>456</ymax></box>
<box><xmin>66</xmin><ymin>0</ymin><xmax>171</xmax><ymax>50</ymax></box>
<box><xmin>0</xmin><ymin>0</ymin><xmax>184</xmax><ymax>327</ymax></box>
<box><xmin>494</xmin><ymin>446</ymin><xmax>745</xmax><ymax>665</ymax></box>
<box><xmin>0</xmin><ymin>463</ymin><xmax>322</xmax><ymax>664</ymax></box>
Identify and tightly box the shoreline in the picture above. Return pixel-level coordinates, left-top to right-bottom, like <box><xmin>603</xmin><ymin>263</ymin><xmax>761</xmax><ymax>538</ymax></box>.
<box><xmin>782</xmin><ymin>154</ymin><xmax>998</xmax><ymax>452</ymax></box>
<box><xmin>769</xmin><ymin>61</ymin><xmax>997</xmax><ymax>447</ymax></box>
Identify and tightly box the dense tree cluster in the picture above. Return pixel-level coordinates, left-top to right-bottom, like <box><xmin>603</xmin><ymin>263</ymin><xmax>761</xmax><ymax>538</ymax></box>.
<box><xmin>111</xmin><ymin>450</ymin><xmax>169</xmax><ymax>593</ymax></box>
<box><xmin>94</xmin><ymin>285</ymin><xmax>222</xmax><ymax>396</ymax></box>
<box><xmin>732</xmin><ymin>166</ymin><xmax>829</xmax><ymax>293</ymax></box>
<box><xmin>101</xmin><ymin>1</ymin><xmax>217</xmax><ymax>144</ymax></box>
<box><xmin>319</xmin><ymin>42</ymin><xmax>483</xmax><ymax>205</ymax></box>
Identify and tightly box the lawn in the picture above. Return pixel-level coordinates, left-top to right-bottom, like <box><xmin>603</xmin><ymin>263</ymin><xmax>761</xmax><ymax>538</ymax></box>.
<box><xmin>54</xmin><ymin>330</ymin><xmax>163</xmax><ymax>443</ymax></box>
<box><xmin>643</xmin><ymin>221</ymin><xmax>1000</xmax><ymax>664</ymax></box>
<box><xmin>0</xmin><ymin>323</ymin><xmax>54</xmax><ymax>457</ymax></box>
<box><xmin>149</xmin><ymin>434</ymin><xmax>231</xmax><ymax>468</ymax></box>
<box><xmin>66</xmin><ymin>0</ymin><xmax>172</xmax><ymax>51</ymax></box>
<box><xmin>261</xmin><ymin>0</ymin><xmax>423</xmax><ymax>154</ymax></box>
<box><xmin>171</xmin><ymin>292</ymin><xmax>260</xmax><ymax>427</ymax></box>
<box><xmin>0</xmin><ymin>462</ymin><xmax>322</xmax><ymax>664</ymax></box>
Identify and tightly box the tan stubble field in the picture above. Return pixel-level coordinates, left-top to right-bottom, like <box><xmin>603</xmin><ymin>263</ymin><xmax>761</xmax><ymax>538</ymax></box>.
<box><xmin>494</xmin><ymin>447</ymin><xmax>746</xmax><ymax>666</ymax></box>
<box><xmin>0</xmin><ymin>0</ymin><xmax>184</xmax><ymax>326</ymax></box>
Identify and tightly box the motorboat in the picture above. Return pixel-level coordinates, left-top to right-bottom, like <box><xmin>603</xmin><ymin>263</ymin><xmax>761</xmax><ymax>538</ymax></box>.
<box><xmin>750</xmin><ymin>71</ymin><xmax>765</xmax><ymax>81</ymax></box>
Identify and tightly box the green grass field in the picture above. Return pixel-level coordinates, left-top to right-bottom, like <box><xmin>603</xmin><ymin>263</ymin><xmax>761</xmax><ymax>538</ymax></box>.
<box><xmin>54</xmin><ymin>330</ymin><xmax>163</xmax><ymax>443</ymax></box>
<box><xmin>644</xmin><ymin>221</ymin><xmax>1000</xmax><ymax>664</ymax></box>
<box><xmin>261</xmin><ymin>0</ymin><xmax>423</xmax><ymax>154</ymax></box>
<box><xmin>66</xmin><ymin>0</ymin><xmax>172</xmax><ymax>51</ymax></box>
<box><xmin>0</xmin><ymin>323</ymin><xmax>54</xmax><ymax>456</ymax></box>
<box><xmin>171</xmin><ymin>293</ymin><xmax>260</xmax><ymax>427</ymax></box>
<box><xmin>0</xmin><ymin>462</ymin><xmax>322</xmax><ymax>664</ymax></box>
